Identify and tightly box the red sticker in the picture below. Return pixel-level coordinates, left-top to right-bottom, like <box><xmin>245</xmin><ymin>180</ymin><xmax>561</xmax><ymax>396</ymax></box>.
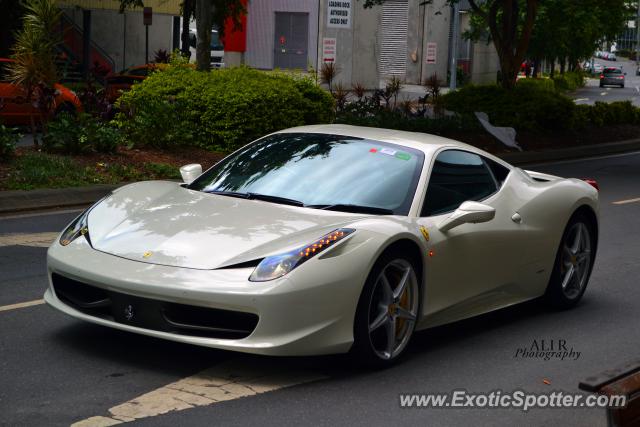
<box><xmin>369</xmin><ymin>148</ymin><xmax>377</xmax><ymax>153</ymax></box>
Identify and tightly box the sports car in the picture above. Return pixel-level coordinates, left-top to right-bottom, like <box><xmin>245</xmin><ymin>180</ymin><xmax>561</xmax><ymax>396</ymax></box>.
<box><xmin>45</xmin><ymin>125</ymin><xmax>599</xmax><ymax>365</ymax></box>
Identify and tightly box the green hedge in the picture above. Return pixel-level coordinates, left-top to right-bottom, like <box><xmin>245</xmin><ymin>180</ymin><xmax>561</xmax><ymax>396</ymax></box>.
<box><xmin>552</xmin><ymin>71</ymin><xmax>585</xmax><ymax>92</ymax></box>
<box><xmin>114</xmin><ymin>66</ymin><xmax>334</xmax><ymax>152</ymax></box>
<box><xmin>439</xmin><ymin>84</ymin><xmax>578</xmax><ymax>131</ymax></box>
<box><xmin>440</xmin><ymin>85</ymin><xmax>640</xmax><ymax>132</ymax></box>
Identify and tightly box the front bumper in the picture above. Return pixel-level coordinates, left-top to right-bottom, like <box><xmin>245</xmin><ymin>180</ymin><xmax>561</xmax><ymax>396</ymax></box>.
<box><xmin>45</xmin><ymin>237</ymin><xmax>366</xmax><ymax>356</ymax></box>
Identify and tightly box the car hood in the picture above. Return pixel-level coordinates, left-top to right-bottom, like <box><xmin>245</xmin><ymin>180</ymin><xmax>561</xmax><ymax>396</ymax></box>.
<box><xmin>87</xmin><ymin>181</ymin><xmax>366</xmax><ymax>270</ymax></box>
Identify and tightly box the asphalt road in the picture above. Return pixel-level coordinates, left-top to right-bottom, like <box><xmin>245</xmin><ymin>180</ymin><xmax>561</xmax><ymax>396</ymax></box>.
<box><xmin>572</xmin><ymin>57</ymin><xmax>640</xmax><ymax>106</ymax></box>
<box><xmin>2</xmin><ymin>152</ymin><xmax>640</xmax><ymax>427</ymax></box>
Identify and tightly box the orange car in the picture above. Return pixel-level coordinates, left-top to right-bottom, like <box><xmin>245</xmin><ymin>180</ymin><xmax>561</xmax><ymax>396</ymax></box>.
<box><xmin>104</xmin><ymin>64</ymin><xmax>157</xmax><ymax>103</ymax></box>
<box><xmin>0</xmin><ymin>58</ymin><xmax>83</xmax><ymax>125</ymax></box>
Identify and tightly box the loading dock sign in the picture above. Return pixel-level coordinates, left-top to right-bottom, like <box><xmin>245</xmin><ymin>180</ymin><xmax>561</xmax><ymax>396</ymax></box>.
<box><xmin>328</xmin><ymin>1</ymin><xmax>352</xmax><ymax>29</ymax></box>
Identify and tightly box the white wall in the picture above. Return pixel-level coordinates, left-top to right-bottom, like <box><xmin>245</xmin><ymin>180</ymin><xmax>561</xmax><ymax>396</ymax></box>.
<box><xmin>63</xmin><ymin>8</ymin><xmax>175</xmax><ymax>72</ymax></box>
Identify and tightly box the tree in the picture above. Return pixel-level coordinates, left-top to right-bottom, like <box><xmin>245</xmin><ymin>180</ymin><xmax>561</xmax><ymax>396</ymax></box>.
<box><xmin>7</xmin><ymin>0</ymin><xmax>61</xmax><ymax>144</ymax></box>
<box><xmin>527</xmin><ymin>0</ymin><xmax>629</xmax><ymax>75</ymax></box>
<box><xmin>361</xmin><ymin>0</ymin><xmax>540</xmax><ymax>89</ymax></box>
<box><xmin>119</xmin><ymin>0</ymin><xmax>245</xmax><ymax>71</ymax></box>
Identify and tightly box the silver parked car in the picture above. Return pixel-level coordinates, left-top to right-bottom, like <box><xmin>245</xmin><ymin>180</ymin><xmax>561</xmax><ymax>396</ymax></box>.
<box><xmin>600</xmin><ymin>67</ymin><xmax>625</xmax><ymax>88</ymax></box>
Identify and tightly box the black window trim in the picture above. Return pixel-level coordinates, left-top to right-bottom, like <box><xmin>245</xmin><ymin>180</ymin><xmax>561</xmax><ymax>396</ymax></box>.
<box><xmin>419</xmin><ymin>148</ymin><xmax>508</xmax><ymax>218</ymax></box>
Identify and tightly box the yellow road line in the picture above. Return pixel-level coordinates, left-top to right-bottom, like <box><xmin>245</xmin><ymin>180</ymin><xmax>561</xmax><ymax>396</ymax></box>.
<box><xmin>0</xmin><ymin>232</ymin><xmax>59</xmax><ymax>247</ymax></box>
<box><xmin>72</xmin><ymin>357</ymin><xmax>327</xmax><ymax>426</ymax></box>
<box><xmin>0</xmin><ymin>299</ymin><xmax>45</xmax><ymax>312</ymax></box>
<box><xmin>612</xmin><ymin>197</ymin><xmax>640</xmax><ymax>205</ymax></box>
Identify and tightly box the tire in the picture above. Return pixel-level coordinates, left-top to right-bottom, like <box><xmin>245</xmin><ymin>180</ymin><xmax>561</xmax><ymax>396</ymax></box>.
<box><xmin>544</xmin><ymin>213</ymin><xmax>596</xmax><ymax>309</ymax></box>
<box><xmin>599</xmin><ymin>83</ymin><xmax>604</xmax><ymax>88</ymax></box>
<box><xmin>351</xmin><ymin>249</ymin><xmax>420</xmax><ymax>367</ymax></box>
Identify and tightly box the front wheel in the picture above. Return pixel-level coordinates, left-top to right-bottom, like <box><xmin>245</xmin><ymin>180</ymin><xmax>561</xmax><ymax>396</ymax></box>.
<box><xmin>352</xmin><ymin>251</ymin><xmax>420</xmax><ymax>367</ymax></box>
<box><xmin>544</xmin><ymin>214</ymin><xmax>596</xmax><ymax>309</ymax></box>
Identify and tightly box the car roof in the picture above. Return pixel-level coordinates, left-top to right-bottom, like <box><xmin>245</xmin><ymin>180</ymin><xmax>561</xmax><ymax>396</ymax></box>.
<box><xmin>277</xmin><ymin>124</ymin><xmax>483</xmax><ymax>153</ymax></box>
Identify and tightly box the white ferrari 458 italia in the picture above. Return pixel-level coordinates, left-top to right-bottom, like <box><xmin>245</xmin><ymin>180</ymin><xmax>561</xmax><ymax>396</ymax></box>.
<box><xmin>46</xmin><ymin>125</ymin><xmax>599</xmax><ymax>365</ymax></box>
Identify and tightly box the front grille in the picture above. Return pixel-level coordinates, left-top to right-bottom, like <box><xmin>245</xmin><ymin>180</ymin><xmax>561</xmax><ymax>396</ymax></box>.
<box><xmin>51</xmin><ymin>273</ymin><xmax>258</xmax><ymax>339</ymax></box>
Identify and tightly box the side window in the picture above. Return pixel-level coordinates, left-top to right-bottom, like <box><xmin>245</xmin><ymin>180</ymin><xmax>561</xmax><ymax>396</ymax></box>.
<box><xmin>421</xmin><ymin>150</ymin><xmax>497</xmax><ymax>216</ymax></box>
<box><xmin>485</xmin><ymin>158</ymin><xmax>510</xmax><ymax>187</ymax></box>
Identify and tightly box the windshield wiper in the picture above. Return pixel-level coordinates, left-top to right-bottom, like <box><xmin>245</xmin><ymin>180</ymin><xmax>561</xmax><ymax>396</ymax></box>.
<box><xmin>246</xmin><ymin>193</ymin><xmax>305</xmax><ymax>207</ymax></box>
<box><xmin>203</xmin><ymin>190</ymin><xmax>251</xmax><ymax>199</ymax></box>
<box><xmin>204</xmin><ymin>190</ymin><xmax>304</xmax><ymax>207</ymax></box>
<box><xmin>307</xmin><ymin>204</ymin><xmax>394</xmax><ymax>215</ymax></box>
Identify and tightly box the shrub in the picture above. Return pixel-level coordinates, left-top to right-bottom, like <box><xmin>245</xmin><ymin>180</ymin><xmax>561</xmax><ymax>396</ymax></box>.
<box><xmin>439</xmin><ymin>84</ymin><xmax>578</xmax><ymax>131</ymax></box>
<box><xmin>576</xmin><ymin>101</ymin><xmax>640</xmax><ymax>128</ymax></box>
<box><xmin>43</xmin><ymin>112</ymin><xmax>122</xmax><ymax>154</ymax></box>
<box><xmin>114</xmin><ymin>66</ymin><xmax>334</xmax><ymax>152</ymax></box>
<box><xmin>552</xmin><ymin>71</ymin><xmax>585</xmax><ymax>92</ymax></box>
<box><xmin>336</xmin><ymin>108</ymin><xmax>481</xmax><ymax>135</ymax></box>
<box><xmin>516</xmin><ymin>77</ymin><xmax>555</xmax><ymax>92</ymax></box>
<box><xmin>0</xmin><ymin>125</ymin><xmax>20</xmax><ymax>162</ymax></box>
<box><xmin>43</xmin><ymin>112</ymin><xmax>92</xmax><ymax>154</ymax></box>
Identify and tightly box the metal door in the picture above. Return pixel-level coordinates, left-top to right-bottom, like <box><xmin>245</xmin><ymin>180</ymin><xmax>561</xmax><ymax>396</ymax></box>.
<box><xmin>274</xmin><ymin>12</ymin><xmax>309</xmax><ymax>70</ymax></box>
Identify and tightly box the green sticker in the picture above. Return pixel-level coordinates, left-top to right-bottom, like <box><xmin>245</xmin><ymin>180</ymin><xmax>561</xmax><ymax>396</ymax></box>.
<box><xmin>395</xmin><ymin>152</ymin><xmax>411</xmax><ymax>161</ymax></box>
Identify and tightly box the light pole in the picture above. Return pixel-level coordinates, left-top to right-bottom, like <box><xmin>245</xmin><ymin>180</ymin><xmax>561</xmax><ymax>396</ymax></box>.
<box><xmin>636</xmin><ymin>0</ymin><xmax>640</xmax><ymax>67</ymax></box>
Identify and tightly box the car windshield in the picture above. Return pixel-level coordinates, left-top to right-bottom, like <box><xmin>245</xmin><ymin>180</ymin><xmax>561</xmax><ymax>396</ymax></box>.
<box><xmin>188</xmin><ymin>133</ymin><xmax>425</xmax><ymax>215</ymax></box>
<box><xmin>604</xmin><ymin>68</ymin><xmax>621</xmax><ymax>74</ymax></box>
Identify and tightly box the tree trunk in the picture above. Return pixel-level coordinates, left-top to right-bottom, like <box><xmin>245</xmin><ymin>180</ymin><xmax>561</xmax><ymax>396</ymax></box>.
<box><xmin>181</xmin><ymin>0</ymin><xmax>192</xmax><ymax>59</ymax></box>
<box><xmin>560</xmin><ymin>58</ymin><xmax>566</xmax><ymax>74</ymax></box>
<box><xmin>549</xmin><ymin>59</ymin><xmax>555</xmax><ymax>77</ymax></box>
<box><xmin>468</xmin><ymin>0</ymin><xmax>539</xmax><ymax>90</ymax></box>
<box><xmin>195</xmin><ymin>0</ymin><xmax>212</xmax><ymax>71</ymax></box>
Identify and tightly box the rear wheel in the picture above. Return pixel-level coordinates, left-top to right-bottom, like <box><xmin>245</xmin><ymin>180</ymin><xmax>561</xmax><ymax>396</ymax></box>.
<box><xmin>352</xmin><ymin>251</ymin><xmax>420</xmax><ymax>367</ymax></box>
<box><xmin>544</xmin><ymin>213</ymin><xmax>596</xmax><ymax>309</ymax></box>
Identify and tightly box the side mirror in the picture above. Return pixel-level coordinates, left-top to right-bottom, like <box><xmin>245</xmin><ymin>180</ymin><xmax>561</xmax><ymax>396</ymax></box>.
<box><xmin>438</xmin><ymin>201</ymin><xmax>496</xmax><ymax>232</ymax></box>
<box><xmin>180</xmin><ymin>163</ymin><xmax>202</xmax><ymax>184</ymax></box>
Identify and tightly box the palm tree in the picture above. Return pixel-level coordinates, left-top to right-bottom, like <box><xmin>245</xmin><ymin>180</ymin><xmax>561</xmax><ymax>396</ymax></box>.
<box><xmin>7</xmin><ymin>0</ymin><xmax>61</xmax><ymax>145</ymax></box>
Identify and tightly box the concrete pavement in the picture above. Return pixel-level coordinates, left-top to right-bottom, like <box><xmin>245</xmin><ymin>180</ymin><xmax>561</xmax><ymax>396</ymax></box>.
<box><xmin>1</xmin><ymin>152</ymin><xmax>640</xmax><ymax>426</ymax></box>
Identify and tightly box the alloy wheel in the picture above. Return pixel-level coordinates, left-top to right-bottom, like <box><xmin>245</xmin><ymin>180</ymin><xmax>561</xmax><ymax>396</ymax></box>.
<box><xmin>560</xmin><ymin>222</ymin><xmax>592</xmax><ymax>300</ymax></box>
<box><xmin>367</xmin><ymin>259</ymin><xmax>419</xmax><ymax>360</ymax></box>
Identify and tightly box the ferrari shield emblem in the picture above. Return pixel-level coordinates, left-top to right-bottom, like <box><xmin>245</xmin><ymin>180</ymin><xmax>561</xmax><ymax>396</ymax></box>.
<box><xmin>419</xmin><ymin>226</ymin><xmax>430</xmax><ymax>242</ymax></box>
<box><xmin>143</xmin><ymin>251</ymin><xmax>153</xmax><ymax>259</ymax></box>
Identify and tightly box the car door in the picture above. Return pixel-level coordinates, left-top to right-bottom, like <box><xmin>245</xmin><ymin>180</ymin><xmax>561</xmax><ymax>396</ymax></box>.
<box><xmin>416</xmin><ymin>149</ymin><xmax>530</xmax><ymax>324</ymax></box>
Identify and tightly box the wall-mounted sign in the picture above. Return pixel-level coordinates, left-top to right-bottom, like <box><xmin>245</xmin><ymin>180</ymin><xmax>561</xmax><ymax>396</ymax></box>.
<box><xmin>327</xmin><ymin>1</ymin><xmax>351</xmax><ymax>29</ymax></box>
<box><xmin>322</xmin><ymin>37</ymin><xmax>337</xmax><ymax>62</ymax></box>
<box><xmin>143</xmin><ymin>7</ymin><xmax>152</xmax><ymax>26</ymax></box>
<box><xmin>426</xmin><ymin>42</ymin><xmax>437</xmax><ymax>64</ymax></box>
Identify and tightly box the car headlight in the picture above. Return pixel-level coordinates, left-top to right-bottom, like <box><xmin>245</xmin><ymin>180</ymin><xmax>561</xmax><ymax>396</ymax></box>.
<box><xmin>59</xmin><ymin>209</ymin><xmax>91</xmax><ymax>246</ymax></box>
<box><xmin>59</xmin><ymin>194</ymin><xmax>109</xmax><ymax>247</ymax></box>
<box><xmin>249</xmin><ymin>228</ymin><xmax>355</xmax><ymax>282</ymax></box>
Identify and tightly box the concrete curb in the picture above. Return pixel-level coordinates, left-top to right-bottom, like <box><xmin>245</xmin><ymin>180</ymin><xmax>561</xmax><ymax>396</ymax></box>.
<box><xmin>1</xmin><ymin>138</ymin><xmax>640</xmax><ymax>215</ymax></box>
<box><xmin>497</xmin><ymin>138</ymin><xmax>640</xmax><ymax>165</ymax></box>
<box><xmin>0</xmin><ymin>184</ymin><xmax>119</xmax><ymax>215</ymax></box>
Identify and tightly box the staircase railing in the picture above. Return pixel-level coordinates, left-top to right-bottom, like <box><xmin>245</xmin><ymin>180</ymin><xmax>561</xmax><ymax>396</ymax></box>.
<box><xmin>55</xmin><ymin>13</ymin><xmax>116</xmax><ymax>81</ymax></box>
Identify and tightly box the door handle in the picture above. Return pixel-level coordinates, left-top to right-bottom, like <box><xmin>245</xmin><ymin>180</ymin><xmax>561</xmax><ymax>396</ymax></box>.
<box><xmin>511</xmin><ymin>213</ymin><xmax>522</xmax><ymax>224</ymax></box>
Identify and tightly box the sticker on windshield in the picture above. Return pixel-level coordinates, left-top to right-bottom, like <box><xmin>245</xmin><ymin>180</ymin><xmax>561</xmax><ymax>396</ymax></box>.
<box><xmin>395</xmin><ymin>152</ymin><xmax>411</xmax><ymax>161</ymax></box>
<box><xmin>379</xmin><ymin>148</ymin><xmax>397</xmax><ymax>156</ymax></box>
